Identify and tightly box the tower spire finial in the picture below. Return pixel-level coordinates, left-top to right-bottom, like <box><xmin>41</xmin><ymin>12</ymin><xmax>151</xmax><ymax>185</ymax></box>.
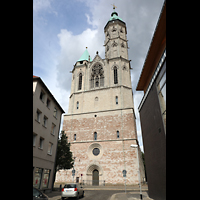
<box><xmin>111</xmin><ymin>4</ymin><xmax>117</xmax><ymax>10</ymax></box>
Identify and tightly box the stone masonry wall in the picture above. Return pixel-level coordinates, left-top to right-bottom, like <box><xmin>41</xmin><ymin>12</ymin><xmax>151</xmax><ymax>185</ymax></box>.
<box><xmin>55</xmin><ymin>109</ymin><xmax>145</xmax><ymax>185</ymax></box>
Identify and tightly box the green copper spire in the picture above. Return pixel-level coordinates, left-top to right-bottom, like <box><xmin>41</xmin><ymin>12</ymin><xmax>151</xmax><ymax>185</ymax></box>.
<box><xmin>77</xmin><ymin>47</ymin><xmax>92</xmax><ymax>62</ymax></box>
<box><xmin>109</xmin><ymin>5</ymin><xmax>123</xmax><ymax>22</ymax></box>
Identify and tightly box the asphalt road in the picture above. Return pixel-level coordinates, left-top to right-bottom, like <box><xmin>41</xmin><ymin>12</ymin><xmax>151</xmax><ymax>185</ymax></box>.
<box><xmin>48</xmin><ymin>189</ymin><xmax>125</xmax><ymax>200</ymax></box>
<box><xmin>83</xmin><ymin>190</ymin><xmax>124</xmax><ymax>200</ymax></box>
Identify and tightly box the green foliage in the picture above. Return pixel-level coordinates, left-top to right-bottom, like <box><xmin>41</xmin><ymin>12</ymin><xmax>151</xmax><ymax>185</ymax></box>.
<box><xmin>55</xmin><ymin>131</ymin><xmax>74</xmax><ymax>171</ymax></box>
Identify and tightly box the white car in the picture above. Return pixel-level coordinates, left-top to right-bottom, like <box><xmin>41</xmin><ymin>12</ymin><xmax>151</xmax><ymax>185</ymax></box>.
<box><xmin>61</xmin><ymin>183</ymin><xmax>84</xmax><ymax>199</ymax></box>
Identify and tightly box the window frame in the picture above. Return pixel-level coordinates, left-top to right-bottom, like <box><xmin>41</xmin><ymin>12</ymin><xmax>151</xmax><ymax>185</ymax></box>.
<box><xmin>78</xmin><ymin>73</ymin><xmax>82</xmax><ymax>90</ymax></box>
<box><xmin>94</xmin><ymin>132</ymin><xmax>97</xmax><ymax>141</ymax></box>
<box><xmin>114</xmin><ymin>66</ymin><xmax>118</xmax><ymax>84</ymax></box>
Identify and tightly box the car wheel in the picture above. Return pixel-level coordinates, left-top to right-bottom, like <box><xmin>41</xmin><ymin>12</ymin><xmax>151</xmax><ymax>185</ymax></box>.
<box><xmin>76</xmin><ymin>193</ymin><xmax>79</xmax><ymax>199</ymax></box>
<box><xmin>61</xmin><ymin>197</ymin><xmax>65</xmax><ymax>200</ymax></box>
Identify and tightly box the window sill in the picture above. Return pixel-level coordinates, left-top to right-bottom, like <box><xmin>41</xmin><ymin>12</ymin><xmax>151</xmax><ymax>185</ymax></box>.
<box><xmin>38</xmin><ymin>147</ymin><xmax>43</xmax><ymax>150</ymax></box>
<box><xmin>42</xmin><ymin>125</ymin><xmax>47</xmax><ymax>129</ymax></box>
<box><xmin>35</xmin><ymin>119</ymin><xmax>40</xmax><ymax>124</ymax></box>
<box><xmin>47</xmin><ymin>153</ymin><xmax>52</xmax><ymax>156</ymax></box>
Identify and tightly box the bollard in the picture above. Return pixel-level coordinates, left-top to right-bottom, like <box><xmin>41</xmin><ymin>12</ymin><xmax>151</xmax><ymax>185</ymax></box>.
<box><xmin>60</xmin><ymin>184</ymin><xmax>62</xmax><ymax>192</ymax></box>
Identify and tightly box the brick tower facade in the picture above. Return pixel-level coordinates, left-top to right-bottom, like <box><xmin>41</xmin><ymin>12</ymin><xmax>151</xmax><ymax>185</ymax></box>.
<box><xmin>55</xmin><ymin>7</ymin><xmax>145</xmax><ymax>186</ymax></box>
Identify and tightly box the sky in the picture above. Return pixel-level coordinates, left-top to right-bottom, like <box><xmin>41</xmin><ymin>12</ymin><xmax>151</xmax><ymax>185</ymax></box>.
<box><xmin>33</xmin><ymin>0</ymin><xmax>165</xmax><ymax>152</ymax></box>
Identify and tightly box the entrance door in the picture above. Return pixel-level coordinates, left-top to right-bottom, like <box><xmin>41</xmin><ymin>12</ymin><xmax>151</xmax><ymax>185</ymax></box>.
<box><xmin>92</xmin><ymin>169</ymin><xmax>99</xmax><ymax>186</ymax></box>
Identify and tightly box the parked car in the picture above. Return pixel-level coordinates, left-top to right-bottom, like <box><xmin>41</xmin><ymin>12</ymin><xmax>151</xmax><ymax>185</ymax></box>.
<box><xmin>33</xmin><ymin>187</ymin><xmax>49</xmax><ymax>200</ymax></box>
<box><xmin>61</xmin><ymin>183</ymin><xmax>84</xmax><ymax>199</ymax></box>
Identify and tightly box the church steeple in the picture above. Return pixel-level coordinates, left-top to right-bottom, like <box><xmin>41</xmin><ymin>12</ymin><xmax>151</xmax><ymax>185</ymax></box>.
<box><xmin>109</xmin><ymin>5</ymin><xmax>123</xmax><ymax>22</ymax></box>
<box><xmin>77</xmin><ymin>47</ymin><xmax>92</xmax><ymax>62</ymax></box>
<box><xmin>104</xmin><ymin>7</ymin><xmax>128</xmax><ymax>60</ymax></box>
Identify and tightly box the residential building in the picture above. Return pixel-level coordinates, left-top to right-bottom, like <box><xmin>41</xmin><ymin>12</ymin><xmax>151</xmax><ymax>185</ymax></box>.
<box><xmin>136</xmin><ymin>2</ymin><xmax>166</xmax><ymax>200</ymax></box>
<box><xmin>33</xmin><ymin>75</ymin><xmax>65</xmax><ymax>192</ymax></box>
<box><xmin>55</xmin><ymin>7</ymin><xmax>145</xmax><ymax>186</ymax></box>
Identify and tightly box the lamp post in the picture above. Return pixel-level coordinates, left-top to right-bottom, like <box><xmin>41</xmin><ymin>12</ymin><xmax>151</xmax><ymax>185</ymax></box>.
<box><xmin>72</xmin><ymin>157</ymin><xmax>76</xmax><ymax>183</ymax></box>
<box><xmin>130</xmin><ymin>144</ymin><xmax>142</xmax><ymax>200</ymax></box>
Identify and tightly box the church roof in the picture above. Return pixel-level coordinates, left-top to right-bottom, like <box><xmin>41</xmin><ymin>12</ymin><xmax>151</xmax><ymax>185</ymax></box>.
<box><xmin>77</xmin><ymin>48</ymin><xmax>92</xmax><ymax>62</ymax></box>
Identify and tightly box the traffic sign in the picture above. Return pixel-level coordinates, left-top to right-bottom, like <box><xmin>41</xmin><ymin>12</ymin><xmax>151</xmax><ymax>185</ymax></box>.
<box><xmin>122</xmin><ymin>169</ymin><xmax>127</xmax><ymax>177</ymax></box>
<box><xmin>72</xmin><ymin>169</ymin><xmax>75</xmax><ymax>176</ymax></box>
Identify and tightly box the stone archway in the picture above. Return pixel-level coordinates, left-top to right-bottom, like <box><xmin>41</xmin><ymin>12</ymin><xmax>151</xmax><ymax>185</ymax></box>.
<box><xmin>86</xmin><ymin>164</ymin><xmax>103</xmax><ymax>185</ymax></box>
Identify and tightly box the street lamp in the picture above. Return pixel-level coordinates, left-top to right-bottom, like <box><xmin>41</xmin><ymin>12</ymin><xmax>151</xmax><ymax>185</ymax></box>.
<box><xmin>130</xmin><ymin>144</ymin><xmax>143</xmax><ymax>200</ymax></box>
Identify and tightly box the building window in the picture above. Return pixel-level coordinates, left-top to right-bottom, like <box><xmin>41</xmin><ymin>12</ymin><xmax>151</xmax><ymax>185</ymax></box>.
<box><xmin>36</xmin><ymin>109</ymin><xmax>41</xmax><ymax>122</ymax></box>
<box><xmin>42</xmin><ymin>169</ymin><xmax>51</xmax><ymax>188</ymax></box>
<box><xmin>33</xmin><ymin>168</ymin><xmax>43</xmax><ymax>189</ymax></box>
<box><xmin>116</xmin><ymin>96</ymin><xmax>118</xmax><ymax>104</ymax></box>
<box><xmin>156</xmin><ymin>60</ymin><xmax>166</xmax><ymax>132</ymax></box>
<box><xmin>39</xmin><ymin>137</ymin><xmax>44</xmax><ymax>149</ymax></box>
<box><xmin>47</xmin><ymin>142</ymin><xmax>53</xmax><ymax>155</ymax></box>
<box><xmin>51</xmin><ymin>123</ymin><xmax>56</xmax><ymax>135</ymax></box>
<box><xmin>93</xmin><ymin>148</ymin><xmax>100</xmax><ymax>156</ymax></box>
<box><xmin>43</xmin><ymin>116</ymin><xmax>48</xmax><ymax>127</ymax></box>
<box><xmin>100</xmin><ymin>74</ymin><xmax>104</xmax><ymax>87</ymax></box>
<box><xmin>90</xmin><ymin>75</ymin><xmax>94</xmax><ymax>88</ymax></box>
<box><xmin>53</xmin><ymin>107</ymin><xmax>57</xmax><ymax>118</ymax></box>
<box><xmin>114</xmin><ymin>66</ymin><xmax>118</xmax><ymax>84</ymax></box>
<box><xmin>117</xmin><ymin>130</ymin><xmax>119</xmax><ymax>138</ymax></box>
<box><xmin>33</xmin><ymin>133</ymin><xmax>37</xmax><ymax>146</ymax></box>
<box><xmin>95</xmin><ymin>77</ymin><xmax>99</xmax><ymax>87</ymax></box>
<box><xmin>46</xmin><ymin>98</ymin><xmax>51</xmax><ymax>108</ymax></box>
<box><xmin>90</xmin><ymin>64</ymin><xmax>104</xmax><ymax>88</ymax></box>
<box><xmin>78</xmin><ymin>73</ymin><xmax>82</xmax><ymax>90</ymax></box>
<box><xmin>74</xmin><ymin>134</ymin><xmax>76</xmax><ymax>141</ymax></box>
<box><xmin>77</xmin><ymin>101</ymin><xmax>79</xmax><ymax>109</ymax></box>
<box><xmin>40</xmin><ymin>90</ymin><xmax>45</xmax><ymax>102</ymax></box>
<box><xmin>94</xmin><ymin>132</ymin><xmax>97</xmax><ymax>140</ymax></box>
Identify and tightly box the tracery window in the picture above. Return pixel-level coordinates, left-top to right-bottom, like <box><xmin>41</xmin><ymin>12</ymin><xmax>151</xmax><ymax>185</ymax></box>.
<box><xmin>90</xmin><ymin>64</ymin><xmax>104</xmax><ymax>88</ymax></box>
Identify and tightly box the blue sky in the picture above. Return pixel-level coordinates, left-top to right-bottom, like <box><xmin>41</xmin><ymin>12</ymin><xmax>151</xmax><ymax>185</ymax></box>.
<box><xmin>33</xmin><ymin>0</ymin><xmax>165</xmax><ymax>152</ymax></box>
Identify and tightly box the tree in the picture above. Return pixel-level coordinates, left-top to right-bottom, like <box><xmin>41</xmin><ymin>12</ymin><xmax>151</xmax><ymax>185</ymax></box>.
<box><xmin>52</xmin><ymin>131</ymin><xmax>74</xmax><ymax>188</ymax></box>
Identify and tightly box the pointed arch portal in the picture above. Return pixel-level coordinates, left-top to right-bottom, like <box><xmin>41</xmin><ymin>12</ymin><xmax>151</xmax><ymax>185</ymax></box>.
<box><xmin>93</xmin><ymin>169</ymin><xmax>99</xmax><ymax>185</ymax></box>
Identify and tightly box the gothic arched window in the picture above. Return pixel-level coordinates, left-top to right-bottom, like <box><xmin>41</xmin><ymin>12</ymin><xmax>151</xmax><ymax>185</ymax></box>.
<box><xmin>90</xmin><ymin>64</ymin><xmax>104</xmax><ymax>89</ymax></box>
<box><xmin>114</xmin><ymin>66</ymin><xmax>118</xmax><ymax>84</ymax></box>
<box><xmin>78</xmin><ymin>73</ymin><xmax>82</xmax><ymax>90</ymax></box>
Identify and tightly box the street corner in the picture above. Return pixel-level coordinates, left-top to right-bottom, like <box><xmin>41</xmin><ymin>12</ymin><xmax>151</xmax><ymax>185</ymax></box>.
<box><xmin>110</xmin><ymin>193</ymin><xmax>129</xmax><ymax>200</ymax></box>
<box><xmin>110</xmin><ymin>191</ymin><xmax>153</xmax><ymax>200</ymax></box>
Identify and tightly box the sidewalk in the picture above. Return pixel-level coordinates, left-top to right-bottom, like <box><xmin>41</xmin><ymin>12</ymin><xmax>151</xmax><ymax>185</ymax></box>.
<box><xmin>110</xmin><ymin>191</ymin><xmax>154</xmax><ymax>200</ymax></box>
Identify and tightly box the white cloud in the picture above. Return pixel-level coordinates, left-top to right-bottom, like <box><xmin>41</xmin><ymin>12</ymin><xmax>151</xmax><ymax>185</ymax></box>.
<box><xmin>33</xmin><ymin>0</ymin><xmax>51</xmax><ymax>13</ymax></box>
<box><xmin>56</xmin><ymin>28</ymin><xmax>104</xmax><ymax>92</ymax></box>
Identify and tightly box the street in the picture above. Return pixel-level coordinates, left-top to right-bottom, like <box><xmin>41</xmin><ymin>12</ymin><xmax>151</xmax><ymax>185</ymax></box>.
<box><xmin>48</xmin><ymin>189</ymin><xmax>125</xmax><ymax>200</ymax></box>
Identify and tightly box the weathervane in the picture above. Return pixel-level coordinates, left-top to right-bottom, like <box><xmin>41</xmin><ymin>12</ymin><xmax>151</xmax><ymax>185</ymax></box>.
<box><xmin>111</xmin><ymin>3</ymin><xmax>117</xmax><ymax>10</ymax></box>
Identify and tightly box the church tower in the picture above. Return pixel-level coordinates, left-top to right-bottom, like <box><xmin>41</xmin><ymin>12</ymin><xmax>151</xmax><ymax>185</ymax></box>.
<box><xmin>56</xmin><ymin>6</ymin><xmax>145</xmax><ymax>186</ymax></box>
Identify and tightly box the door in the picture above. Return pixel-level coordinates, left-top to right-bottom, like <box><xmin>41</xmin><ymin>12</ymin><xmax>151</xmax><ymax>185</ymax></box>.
<box><xmin>92</xmin><ymin>169</ymin><xmax>99</xmax><ymax>186</ymax></box>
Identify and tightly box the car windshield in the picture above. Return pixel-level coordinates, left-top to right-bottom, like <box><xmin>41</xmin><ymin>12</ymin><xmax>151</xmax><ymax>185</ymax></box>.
<box><xmin>33</xmin><ymin>187</ymin><xmax>41</xmax><ymax>197</ymax></box>
<box><xmin>64</xmin><ymin>184</ymin><xmax>77</xmax><ymax>188</ymax></box>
